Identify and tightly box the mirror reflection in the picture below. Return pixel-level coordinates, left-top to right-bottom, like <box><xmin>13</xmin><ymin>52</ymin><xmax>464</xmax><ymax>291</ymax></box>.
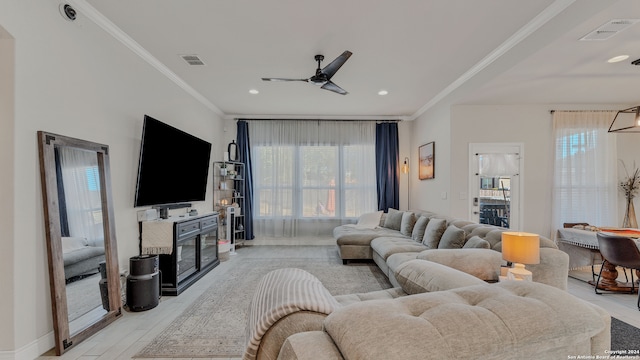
<box><xmin>55</xmin><ymin>146</ymin><xmax>108</xmax><ymax>332</ymax></box>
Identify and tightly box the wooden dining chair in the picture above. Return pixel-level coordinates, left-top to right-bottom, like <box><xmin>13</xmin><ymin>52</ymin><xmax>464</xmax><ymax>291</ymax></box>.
<box><xmin>595</xmin><ymin>232</ymin><xmax>640</xmax><ymax>310</ymax></box>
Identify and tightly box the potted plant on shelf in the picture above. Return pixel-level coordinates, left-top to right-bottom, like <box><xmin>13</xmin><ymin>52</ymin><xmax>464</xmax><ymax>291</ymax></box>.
<box><xmin>220</xmin><ymin>163</ymin><xmax>227</xmax><ymax>176</ymax></box>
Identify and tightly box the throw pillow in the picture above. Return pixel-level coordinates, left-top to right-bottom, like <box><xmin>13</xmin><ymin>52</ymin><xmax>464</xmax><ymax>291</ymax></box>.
<box><xmin>422</xmin><ymin>218</ymin><xmax>447</xmax><ymax>249</ymax></box>
<box><xmin>356</xmin><ymin>211</ymin><xmax>383</xmax><ymax>229</ymax></box>
<box><xmin>383</xmin><ymin>208</ymin><xmax>403</xmax><ymax>230</ymax></box>
<box><xmin>438</xmin><ymin>225</ymin><xmax>466</xmax><ymax>249</ymax></box>
<box><xmin>61</xmin><ymin>236</ymin><xmax>89</xmax><ymax>254</ymax></box>
<box><xmin>463</xmin><ymin>235</ymin><xmax>491</xmax><ymax>249</ymax></box>
<box><xmin>411</xmin><ymin>216</ymin><xmax>429</xmax><ymax>242</ymax></box>
<box><xmin>400</xmin><ymin>212</ymin><xmax>416</xmax><ymax>236</ymax></box>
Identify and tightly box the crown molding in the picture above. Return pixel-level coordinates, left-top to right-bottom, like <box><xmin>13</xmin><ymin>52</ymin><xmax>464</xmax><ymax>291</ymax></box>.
<box><xmin>410</xmin><ymin>0</ymin><xmax>576</xmax><ymax>120</ymax></box>
<box><xmin>66</xmin><ymin>0</ymin><xmax>225</xmax><ymax>117</ymax></box>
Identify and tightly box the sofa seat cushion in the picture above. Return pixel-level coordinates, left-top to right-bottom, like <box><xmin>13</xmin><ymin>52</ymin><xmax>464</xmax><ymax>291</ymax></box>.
<box><xmin>334</xmin><ymin>224</ymin><xmax>407</xmax><ymax>246</ymax></box>
<box><xmin>278</xmin><ymin>331</ymin><xmax>344</xmax><ymax>360</ymax></box>
<box><xmin>416</xmin><ymin>248</ymin><xmax>502</xmax><ymax>281</ymax></box>
<box><xmin>324</xmin><ymin>281</ymin><xmax>608</xmax><ymax>360</ymax></box>
<box><xmin>393</xmin><ymin>259</ymin><xmax>485</xmax><ymax>294</ymax></box>
<box><xmin>385</xmin><ymin>252</ymin><xmax>419</xmax><ymax>274</ymax></box>
<box><xmin>334</xmin><ymin>288</ymin><xmax>407</xmax><ymax>306</ymax></box>
<box><xmin>62</xmin><ymin>246</ymin><xmax>105</xmax><ymax>267</ymax></box>
<box><xmin>370</xmin><ymin>237</ymin><xmax>427</xmax><ymax>260</ymax></box>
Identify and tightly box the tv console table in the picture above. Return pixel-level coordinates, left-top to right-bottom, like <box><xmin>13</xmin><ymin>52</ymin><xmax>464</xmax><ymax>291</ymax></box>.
<box><xmin>139</xmin><ymin>212</ymin><xmax>219</xmax><ymax>296</ymax></box>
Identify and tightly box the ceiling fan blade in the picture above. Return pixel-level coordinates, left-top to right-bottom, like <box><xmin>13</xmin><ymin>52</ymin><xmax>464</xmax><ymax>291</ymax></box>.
<box><xmin>320</xmin><ymin>51</ymin><xmax>352</xmax><ymax>80</ymax></box>
<box><xmin>262</xmin><ymin>77</ymin><xmax>309</xmax><ymax>82</ymax></box>
<box><xmin>321</xmin><ymin>81</ymin><xmax>348</xmax><ymax>95</ymax></box>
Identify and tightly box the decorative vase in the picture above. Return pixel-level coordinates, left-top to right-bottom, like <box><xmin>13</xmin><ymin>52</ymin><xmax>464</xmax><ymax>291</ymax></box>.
<box><xmin>622</xmin><ymin>196</ymin><xmax>638</xmax><ymax>228</ymax></box>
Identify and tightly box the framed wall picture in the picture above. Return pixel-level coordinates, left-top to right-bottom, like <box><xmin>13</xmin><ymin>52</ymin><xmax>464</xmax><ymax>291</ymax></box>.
<box><xmin>419</xmin><ymin>142</ymin><xmax>435</xmax><ymax>180</ymax></box>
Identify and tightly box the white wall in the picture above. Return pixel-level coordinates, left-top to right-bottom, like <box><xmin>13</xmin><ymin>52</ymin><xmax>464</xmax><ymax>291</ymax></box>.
<box><xmin>0</xmin><ymin>1</ymin><xmax>224</xmax><ymax>357</ymax></box>
<box><xmin>409</xmin><ymin>104</ymin><xmax>452</xmax><ymax>215</ymax></box>
<box><xmin>411</xmin><ymin>103</ymin><xmax>637</xmax><ymax>239</ymax></box>
<box><xmin>615</xmin><ymin>132</ymin><xmax>640</xmax><ymax>224</ymax></box>
<box><xmin>450</xmin><ymin>105</ymin><xmax>554</xmax><ymax>237</ymax></box>
<box><xmin>0</xmin><ymin>26</ymin><xmax>15</xmax><ymax>352</ymax></box>
<box><xmin>398</xmin><ymin>121</ymin><xmax>411</xmax><ymax>211</ymax></box>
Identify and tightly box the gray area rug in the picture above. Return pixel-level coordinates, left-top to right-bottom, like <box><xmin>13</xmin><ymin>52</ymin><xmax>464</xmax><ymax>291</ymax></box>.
<box><xmin>611</xmin><ymin>317</ymin><xmax>640</xmax><ymax>351</ymax></box>
<box><xmin>66</xmin><ymin>273</ymin><xmax>103</xmax><ymax>322</ymax></box>
<box><xmin>134</xmin><ymin>245</ymin><xmax>391</xmax><ymax>358</ymax></box>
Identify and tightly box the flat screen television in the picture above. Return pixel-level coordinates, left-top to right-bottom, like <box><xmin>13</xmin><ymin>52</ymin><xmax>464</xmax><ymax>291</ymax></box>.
<box><xmin>134</xmin><ymin>115</ymin><xmax>212</xmax><ymax>207</ymax></box>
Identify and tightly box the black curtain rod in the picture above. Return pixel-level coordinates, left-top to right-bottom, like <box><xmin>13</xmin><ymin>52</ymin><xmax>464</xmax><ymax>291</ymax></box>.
<box><xmin>549</xmin><ymin>110</ymin><xmax>616</xmax><ymax>114</ymax></box>
<box><xmin>236</xmin><ymin>118</ymin><xmax>401</xmax><ymax>123</ymax></box>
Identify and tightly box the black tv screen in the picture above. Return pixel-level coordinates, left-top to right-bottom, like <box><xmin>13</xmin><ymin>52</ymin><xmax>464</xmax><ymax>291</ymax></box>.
<box><xmin>134</xmin><ymin>115</ymin><xmax>212</xmax><ymax>207</ymax></box>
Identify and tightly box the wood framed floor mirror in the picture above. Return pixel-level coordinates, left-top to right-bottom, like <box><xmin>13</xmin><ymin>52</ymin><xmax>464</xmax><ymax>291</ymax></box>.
<box><xmin>37</xmin><ymin>131</ymin><xmax>122</xmax><ymax>355</ymax></box>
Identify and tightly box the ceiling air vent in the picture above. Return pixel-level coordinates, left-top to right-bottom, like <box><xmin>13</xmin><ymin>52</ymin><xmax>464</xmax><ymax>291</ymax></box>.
<box><xmin>580</xmin><ymin>19</ymin><xmax>640</xmax><ymax>41</ymax></box>
<box><xmin>180</xmin><ymin>55</ymin><xmax>205</xmax><ymax>66</ymax></box>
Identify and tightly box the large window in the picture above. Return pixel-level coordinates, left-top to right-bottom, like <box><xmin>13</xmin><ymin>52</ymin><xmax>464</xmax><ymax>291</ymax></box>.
<box><xmin>249</xmin><ymin>120</ymin><xmax>377</xmax><ymax>237</ymax></box>
<box><xmin>552</xmin><ymin>111</ymin><xmax>618</xmax><ymax>232</ymax></box>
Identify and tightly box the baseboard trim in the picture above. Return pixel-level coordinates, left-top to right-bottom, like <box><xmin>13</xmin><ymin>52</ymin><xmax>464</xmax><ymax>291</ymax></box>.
<box><xmin>0</xmin><ymin>331</ymin><xmax>54</xmax><ymax>360</ymax></box>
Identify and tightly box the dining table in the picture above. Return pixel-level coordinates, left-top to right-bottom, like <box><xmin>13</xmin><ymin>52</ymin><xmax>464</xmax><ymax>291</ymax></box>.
<box><xmin>556</xmin><ymin>227</ymin><xmax>640</xmax><ymax>292</ymax></box>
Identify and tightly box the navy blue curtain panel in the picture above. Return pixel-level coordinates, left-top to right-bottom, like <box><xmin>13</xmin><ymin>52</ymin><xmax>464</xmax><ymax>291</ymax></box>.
<box><xmin>375</xmin><ymin>123</ymin><xmax>399</xmax><ymax>211</ymax></box>
<box><xmin>236</xmin><ymin>120</ymin><xmax>255</xmax><ymax>240</ymax></box>
<box><xmin>54</xmin><ymin>147</ymin><xmax>70</xmax><ymax>237</ymax></box>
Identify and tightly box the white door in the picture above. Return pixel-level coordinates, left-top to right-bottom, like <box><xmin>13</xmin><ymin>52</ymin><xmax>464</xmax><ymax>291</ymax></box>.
<box><xmin>469</xmin><ymin>143</ymin><xmax>523</xmax><ymax>230</ymax></box>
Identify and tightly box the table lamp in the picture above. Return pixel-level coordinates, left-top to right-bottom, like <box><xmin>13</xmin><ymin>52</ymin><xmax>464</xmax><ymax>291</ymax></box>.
<box><xmin>502</xmin><ymin>232</ymin><xmax>540</xmax><ymax>281</ymax></box>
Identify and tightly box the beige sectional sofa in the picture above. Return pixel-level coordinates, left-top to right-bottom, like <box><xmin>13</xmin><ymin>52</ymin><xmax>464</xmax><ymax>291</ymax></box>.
<box><xmin>334</xmin><ymin>209</ymin><xmax>570</xmax><ymax>290</ymax></box>
<box><xmin>244</xmin><ymin>260</ymin><xmax>610</xmax><ymax>360</ymax></box>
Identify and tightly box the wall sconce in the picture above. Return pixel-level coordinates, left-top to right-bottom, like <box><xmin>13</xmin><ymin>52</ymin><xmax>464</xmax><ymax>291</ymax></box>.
<box><xmin>608</xmin><ymin>106</ymin><xmax>640</xmax><ymax>133</ymax></box>
<box><xmin>401</xmin><ymin>157</ymin><xmax>409</xmax><ymax>174</ymax></box>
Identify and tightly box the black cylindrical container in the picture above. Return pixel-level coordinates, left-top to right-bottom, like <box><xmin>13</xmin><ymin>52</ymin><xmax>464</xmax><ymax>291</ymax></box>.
<box><xmin>126</xmin><ymin>255</ymin><xmax>160</xmax><ymax>311</ymax></box>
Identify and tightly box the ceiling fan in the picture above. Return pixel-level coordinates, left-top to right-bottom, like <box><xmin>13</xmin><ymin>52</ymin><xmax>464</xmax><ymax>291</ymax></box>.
<box><xmin>262</xmin><ymin>51</ymin><xmax>353</xmax><ymax>95</ymax></box>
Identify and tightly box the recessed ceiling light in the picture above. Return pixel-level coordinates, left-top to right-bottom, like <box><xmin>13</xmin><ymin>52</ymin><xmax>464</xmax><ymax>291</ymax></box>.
<box><xmin>608</xmin><ymin>55</ymin><xmax>629</xmax><ymax>63</ymax></box>
<box><xmin>249</xmin><ymin>89</ymin><xmax>259</xmax><ymax>95</ymax></box>
<box><xmin>378</xmin><ymin>90</ymin><xmax>388</xmax><ymax>96</ymax></box>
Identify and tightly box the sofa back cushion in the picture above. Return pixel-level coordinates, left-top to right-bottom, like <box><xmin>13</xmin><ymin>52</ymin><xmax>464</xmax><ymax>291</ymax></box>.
<box><xmin>437</xmin><ymin>225</ymin><xmax>466</xmax><ymax>249</ymax></box>
<box><xmin>411</xmin><ymin>216</ymin><xmax>429</xmax><ymax>242</ymax></box>
<box><xmin>383</xmin><ymin>208</ymin><xmax>403</xmax><ymax>230</ymax></box>
<box><xmin>422</xmin><ymin>218</ymin><xmax>447</xmax><ymax>249</ymax></box>
<box><xmin>61</xmin><ymin>236</ymin><xmax>89</xmax><ymax>254</ymax></box>
<box><xmin>400</xmin><ymin>212</ymin><xmax>416</xmax><ymax>236</ymax></box>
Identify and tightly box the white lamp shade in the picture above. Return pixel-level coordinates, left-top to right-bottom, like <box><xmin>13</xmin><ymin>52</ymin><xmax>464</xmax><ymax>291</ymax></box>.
<box><xmin>502</xmin><ymin>232</ymin><xmax>540</xmax><ymax>265</ymax></box>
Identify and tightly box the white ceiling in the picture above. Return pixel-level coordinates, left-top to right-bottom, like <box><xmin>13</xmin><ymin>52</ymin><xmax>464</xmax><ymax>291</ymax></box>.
<box><xmin>75</xmin><ymin>0</ymin><xmax>640</xmax><ymax>120</ymax></box>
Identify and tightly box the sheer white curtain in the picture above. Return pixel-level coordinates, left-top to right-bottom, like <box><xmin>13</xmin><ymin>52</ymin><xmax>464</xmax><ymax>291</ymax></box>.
<box><xmin>249</xmin><ymin>120</ymin><xmax>377</xmax><ymax>238</ymax></box>
<box><xmin>551</xmin><ymin>111</ymin><xmax>618</xmax><ymax>232</ymax></box>
<box><xmin>479</xmin><ymin>153</ymin><xmax>519</xmax><ymax>177</ymax></box>
<box><xmin>59</xmin><ymin>147</ymin><xmax>104</xmax><ymax>245</ymax></box>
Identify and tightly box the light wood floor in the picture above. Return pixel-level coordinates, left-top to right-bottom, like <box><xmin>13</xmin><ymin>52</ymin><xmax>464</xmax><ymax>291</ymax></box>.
<box><xmin>37</xmin><ymin>242</ymin><xmax>640</xmax><ymax>360</ymax></box>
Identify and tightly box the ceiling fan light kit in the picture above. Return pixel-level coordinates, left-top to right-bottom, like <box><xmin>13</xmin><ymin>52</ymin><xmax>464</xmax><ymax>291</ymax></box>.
<box><xmin>262</xmin><ymin>51</ymin><xmax>352</xmax><ymax>95</ymax></box>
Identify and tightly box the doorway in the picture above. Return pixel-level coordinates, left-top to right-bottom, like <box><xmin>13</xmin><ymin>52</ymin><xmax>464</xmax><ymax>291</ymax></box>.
<box><xmin>469</xmin><ymin>143</ymin><xmax>523</xmax><ymax>230</ymax></box>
